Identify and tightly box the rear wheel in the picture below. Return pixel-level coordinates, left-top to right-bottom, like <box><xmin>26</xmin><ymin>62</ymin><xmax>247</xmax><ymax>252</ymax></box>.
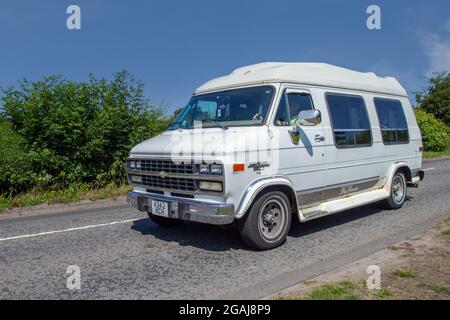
<box><xmin>148</xmin><ymin>212</ymin><xmax>182</xmax><ymax>226</ymax></box>
<box><xmin>380</xmin><ymin>171</ymin><xmax>407</xmax><ymax>209</ymax></box>
<box><xmin>239</xmin><ymin>191</ymin><xmax>292</xmax><ymax>250</ymax></box>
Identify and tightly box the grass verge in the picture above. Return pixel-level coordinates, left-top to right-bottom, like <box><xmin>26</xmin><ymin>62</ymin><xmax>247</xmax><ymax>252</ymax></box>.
<box><xmin>392</xmin><ymin>269</ymin><xmax>416</xmax><ymax>278</ymax></box>
<box><xmin>376</xmin><ymin>287</ymin><xmax>392</xmax><ymax>298</ymax></box>
<box><xmin>303</xmin><ymin>281</ymin><xmax>360</xmax><ymax>300</ymax></box>
<box><xmin>274</xmin><ymin>216</ymin><xmax>450</xmax><ymax>300</ymax></box>
<box><xmin>423</xmin><ymin>149</ymin><xmax>450</xmax><ymax>159</ymax></box>
<box><xmin>0</xmin><ymin>184</ymin><xmax>132</xmax><ymax>213</ymax></box>
<box><xmin>276</xmin><ymin>281</ymin><xmax>360</xmax><ymax>300</ymax></box>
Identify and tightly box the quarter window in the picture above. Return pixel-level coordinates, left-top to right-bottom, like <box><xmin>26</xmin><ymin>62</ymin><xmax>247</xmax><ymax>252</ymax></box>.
<box><xmin>374</xmin><ymin>98</ymin><xmax>409</xmax><ymax>144</ymax></box>
<box><xmin>326</xmin><ymin>94</ymin><xmax>372</xmax><ymax>147</ymax></box>
<box><xmin>275</xmin><ymin>91</ymin><xmax>314</xmax><ymax>126</ymax></box>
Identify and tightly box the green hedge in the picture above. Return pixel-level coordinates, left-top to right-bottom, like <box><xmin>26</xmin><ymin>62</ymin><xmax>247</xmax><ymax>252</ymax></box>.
<box><xmin>0</xmin><ymin>71</ymin><xmax>172</xmax><ymax>195</ymax></box>
<box><xmin>0</xmin><ymin>120</ymin><xmax>35</xmax><ymax>194</ymax></box>
<box><xmin>414</xmin><ymin>108</ymin><xmax>450</xmax><ymax>152</ymax></box>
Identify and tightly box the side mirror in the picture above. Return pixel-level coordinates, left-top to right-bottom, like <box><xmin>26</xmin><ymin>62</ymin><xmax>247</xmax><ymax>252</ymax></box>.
<box><xmin>297</xmin><ymin>109</ymin><xmax>321</xmax><ymax>126</ymax></box>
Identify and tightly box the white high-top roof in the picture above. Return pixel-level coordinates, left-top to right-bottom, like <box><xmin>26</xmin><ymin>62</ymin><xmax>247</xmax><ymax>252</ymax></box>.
<box><xmin>194</xmin><ymin>62</ymin><xmax>407</xmax><ymax>97</ymax></box>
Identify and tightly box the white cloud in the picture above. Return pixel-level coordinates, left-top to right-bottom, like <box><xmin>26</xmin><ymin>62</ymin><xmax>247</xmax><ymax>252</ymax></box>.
<box><xmin>420</xmin><ymin>31</ymin><xmax>450</xmax><ymax>75</ymax></box>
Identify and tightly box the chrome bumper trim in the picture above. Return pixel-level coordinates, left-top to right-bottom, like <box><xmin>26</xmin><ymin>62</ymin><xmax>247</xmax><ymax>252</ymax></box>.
<box><xmin>127</xmin><ymin>191</ymin><xmax>235</xmax><ymax>225</ymax></box>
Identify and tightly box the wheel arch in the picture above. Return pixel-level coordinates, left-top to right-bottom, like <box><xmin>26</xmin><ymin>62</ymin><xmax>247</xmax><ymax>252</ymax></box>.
<box><xmin>383</xmin><ymin>161</ymin><xmax>412</xmax><ymax>192</ymax></box>
<box><xmin>396</xmin><ymin>165</ymin><xmax>412</xmax><ymax>183</ymax></box>
<box><xmin>235</xmin><ymin>176</ymin><xmax>298</xmax><ymax>218</ymax></box>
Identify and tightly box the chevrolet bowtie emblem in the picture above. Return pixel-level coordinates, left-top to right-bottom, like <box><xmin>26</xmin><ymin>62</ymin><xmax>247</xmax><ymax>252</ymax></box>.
<box><xmin>159</xmin><ymin>171</ymin><xmax>168</xmax><ymax>178</ymax></box>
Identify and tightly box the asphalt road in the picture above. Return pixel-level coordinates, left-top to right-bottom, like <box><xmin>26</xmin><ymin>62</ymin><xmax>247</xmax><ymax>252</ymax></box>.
<box><xmin>0</xmin><ymin>158</ymin><xmax>449</xmax><ymax>299</ymax></box>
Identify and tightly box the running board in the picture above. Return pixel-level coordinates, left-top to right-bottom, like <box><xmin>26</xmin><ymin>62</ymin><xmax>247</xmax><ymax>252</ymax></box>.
<box><xmin>300</xmin><ymin>210</ymin><xmax>328</xmax><ymax>221</ymax></box>
<box><xmin>299</xmin><ymin>188</ymin><xmax>390</xmax><ymax>222</ymax></box>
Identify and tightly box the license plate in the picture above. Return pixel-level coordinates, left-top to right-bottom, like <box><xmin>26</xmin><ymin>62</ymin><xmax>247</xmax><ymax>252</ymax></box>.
<box><xmin>151</xmin><ymin>200</ymin><xmax>169</xmax><ymax>217</ymax></box>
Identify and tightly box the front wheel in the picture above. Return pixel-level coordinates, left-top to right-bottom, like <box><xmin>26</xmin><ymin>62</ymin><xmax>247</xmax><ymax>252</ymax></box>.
<box><xmin>380</xmin><ymin>171</ymin><xmax>407</xmax><ymax>210</ymax></box>
<box><xmin>239</xmin><ymin>191</ymin><xmax>292</xmax><ymax>250</ymax></box>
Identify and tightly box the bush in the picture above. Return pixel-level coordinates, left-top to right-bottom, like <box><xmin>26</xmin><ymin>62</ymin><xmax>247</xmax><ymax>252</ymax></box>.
<box><xmin>414</xmin><ymin>108</ymin><xmax>450</xmax><ymax>152</ymax></box>
<box><xmin>0</xmin><ymin>120</ymin><xmax>35</xmax><ymax>194</ymax></box>
<box><xmin>0</xmin><ymin>71</ymin><xmax>173</xmax><ymax>194</ymax></box>
<box><xmin>415</xmin><ymin>72</ymin><xmax>450</xmax><ymax>126</ymax></box>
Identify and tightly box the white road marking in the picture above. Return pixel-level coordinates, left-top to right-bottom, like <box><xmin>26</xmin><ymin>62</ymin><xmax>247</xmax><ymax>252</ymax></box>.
<box><xmin>0</xmin><ymin>218</ymin><xmax>140</xmax><ymax>242</ymax></box>
<box><xmin>423</xmin><ymin>167</ymin><xmax>435</xmax><ymax>172</ymax></box>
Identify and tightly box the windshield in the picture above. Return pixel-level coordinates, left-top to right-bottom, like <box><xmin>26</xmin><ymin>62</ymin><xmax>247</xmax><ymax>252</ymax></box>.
<box><xmin>167</xmin><ymin>86</ymin><xmax>275</xmax><ymax>130</ymax></box>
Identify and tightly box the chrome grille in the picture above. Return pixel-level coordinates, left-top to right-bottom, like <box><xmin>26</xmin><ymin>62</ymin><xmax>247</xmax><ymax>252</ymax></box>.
<box><xmin>141</xmin><ymin>175</ymin><xmax>196</xmax><ymax>192</ymax></box>
<box><xmin>133</xmin><ymin>159</ymin><xmax>195</xmax><ymax>175</ymax></box>
<box><xmin>127</xmin><ymin>158</ymin><xmax>224</xmax><ymax>193</ymax></box>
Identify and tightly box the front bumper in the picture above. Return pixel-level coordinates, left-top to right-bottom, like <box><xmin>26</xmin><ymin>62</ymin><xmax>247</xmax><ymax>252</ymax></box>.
<box><xmin>127</xmin><ymin>191</ymin><xmax>235</xmax><ymax>225</ymax></box>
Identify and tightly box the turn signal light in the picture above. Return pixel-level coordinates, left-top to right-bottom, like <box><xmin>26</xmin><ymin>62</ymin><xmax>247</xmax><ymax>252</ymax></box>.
<box><xmin>233</xmin><ymin>163</ymin><xmax>245</xmax><ymax>172</ymax></box>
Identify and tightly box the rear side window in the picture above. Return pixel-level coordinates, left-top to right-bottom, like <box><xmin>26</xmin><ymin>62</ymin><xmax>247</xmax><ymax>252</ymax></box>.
<box><xmin>374</xmin><ymin>98</ymin><xmax>409</xmax><ymax>144</ymax></box>
<box><xmin>274</xmin><ymin>91</ymin><xmax>314</xmax><ymax>126</ymax></box>
<box><xmin>326</xmin><ymin>93</ymin><xmax>372</xmax><ymax>147</ymax></box>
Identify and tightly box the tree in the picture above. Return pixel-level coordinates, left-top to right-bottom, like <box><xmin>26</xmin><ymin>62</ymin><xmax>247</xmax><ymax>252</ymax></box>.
<box><xmin>1</xmin><ymin>71</ymin><xmax>171</xmax><ymax>190</ymax></box>
<box><xmin>415</xmin><ymin>72</ymin><xmax>450</xmax><ymax>126</ymax></box>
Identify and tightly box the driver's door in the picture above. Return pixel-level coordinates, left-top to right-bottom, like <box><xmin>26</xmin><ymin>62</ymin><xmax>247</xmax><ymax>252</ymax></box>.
<box><xmin>271</xmin><ymin>87</ymin><xmax>327</xmax><ymax>209</ymax></box>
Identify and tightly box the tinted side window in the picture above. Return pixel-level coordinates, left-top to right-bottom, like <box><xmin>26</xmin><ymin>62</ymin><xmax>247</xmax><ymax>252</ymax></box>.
<box><xmin>275</xmin><ymin>91</ymin><xmax>314</xmax><ymax>126</ymax></box>
<box><xmin>326</xmin><ymin>94</ymin><xmax>372</xmax><ymax>147</ymax></box>
<box><xmin>374</xmin><ymin>98</ymin><xmax>409</xmax><ymax>144</ymax></box>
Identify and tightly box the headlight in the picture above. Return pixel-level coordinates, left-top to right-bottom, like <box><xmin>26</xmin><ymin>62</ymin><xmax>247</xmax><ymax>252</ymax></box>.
<box><xmin>135</xmin><ymin>161</ymin><xmax>141</xmax><ymax>169</ymax></box>
<box><xmin>129</xmin><ymin>175</ymin><xmax>142</xmax><ymax>183</ymax></box>
<box><xmin>198</xmin><ymin>181</ymin><xmax>223</xmax><ymax>192</ymax></box>
<box><xmin>199</xmin><ymin>164</ymin><xmax>210</xmax><ymax>174</ymax></box>
<box><xmin>129</xmin><ymin>161</ymin><xmax>136</xmax><ymax>169</ymax></box>
<box><xmin>210</xmin><ymin>164</ymin><xmax>223</xmax><ymax>175</ymax></box>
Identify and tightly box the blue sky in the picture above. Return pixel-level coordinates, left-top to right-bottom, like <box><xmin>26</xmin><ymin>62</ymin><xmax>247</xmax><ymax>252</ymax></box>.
<box><xmin>0</xmin><ymin>0</ymin><xmax>449</xmax><ymax>114</ymax></box>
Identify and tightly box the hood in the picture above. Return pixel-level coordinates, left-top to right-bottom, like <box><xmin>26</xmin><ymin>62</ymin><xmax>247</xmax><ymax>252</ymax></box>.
<box><xmin>130</xmin><ymin>126</ymin><xmax>271</xmax><ymax>162</ymax></box>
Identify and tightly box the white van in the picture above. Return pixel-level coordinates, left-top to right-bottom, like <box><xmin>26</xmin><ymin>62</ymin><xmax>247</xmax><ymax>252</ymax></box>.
<box><xmin>126</xmin><ymin>62</ymin><xmax>424</xmax><ymax>250</ymax></box>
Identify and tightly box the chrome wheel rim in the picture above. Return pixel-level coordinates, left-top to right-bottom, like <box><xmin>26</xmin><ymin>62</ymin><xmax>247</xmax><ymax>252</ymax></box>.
<box><xmin>392</xmin><ymin>174</ymin><xmax>406</xmax><ymax>204</ymax></box>
<box><xmin>258</xmin><ymin>196</ymin><xmax>287</xmax><ymax>241</ymax></box>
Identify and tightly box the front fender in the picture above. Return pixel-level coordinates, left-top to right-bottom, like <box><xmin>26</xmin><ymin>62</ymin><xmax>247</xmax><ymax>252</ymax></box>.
<box><xmin>235</xmin><ymin>176</ymin><xmax>297</xmax><ymax>218</ymax></box>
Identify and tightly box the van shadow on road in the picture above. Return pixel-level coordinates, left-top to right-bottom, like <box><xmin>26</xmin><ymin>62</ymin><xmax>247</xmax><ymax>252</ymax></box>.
<box><xmin>290</xmin><ymin>195</ymin><xmax>413</xmax><ymax>238</ymax></box>
<box><xmin>130</xmin><ymin>198</ymin><xmax>410</xmax><ymax>252</ymax></box>
<box><xmin>131</xmin><ymin>218</ymin><xmax>246</xmax><ymax>252</ymax></box>
<box><xmin>290</xmin><ymin>203</ymin><xmax>384</xmax><ymax>238</ymax></box>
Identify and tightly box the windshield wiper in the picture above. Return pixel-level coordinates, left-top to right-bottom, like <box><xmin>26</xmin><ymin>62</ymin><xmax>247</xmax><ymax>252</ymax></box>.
<box><xmin>201</xmin><ymin>119</ymin><xmax>229</xmax><ymax>130</ymax></box>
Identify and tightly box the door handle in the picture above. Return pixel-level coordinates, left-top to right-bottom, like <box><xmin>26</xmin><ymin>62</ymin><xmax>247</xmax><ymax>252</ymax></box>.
<box><xmin>314</xmin><ymin>134</ymin><xmax>325</xmax><ymax>142</ymax></box>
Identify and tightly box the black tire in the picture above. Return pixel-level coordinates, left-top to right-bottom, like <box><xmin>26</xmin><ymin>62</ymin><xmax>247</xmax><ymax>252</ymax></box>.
<box><xmin>239</xmin><ymin>190</ymin><xmax>292</xmax><ymax>250</ymax></box>
<box><xmin>148</xmin><ymin>212</ymin><xmax>183</xmax><ymax>226</ymax></box>
<box><xmin>380</xmin><ymin>171</ymin><xmax>407</xmax><ymax>210</ymax></box>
